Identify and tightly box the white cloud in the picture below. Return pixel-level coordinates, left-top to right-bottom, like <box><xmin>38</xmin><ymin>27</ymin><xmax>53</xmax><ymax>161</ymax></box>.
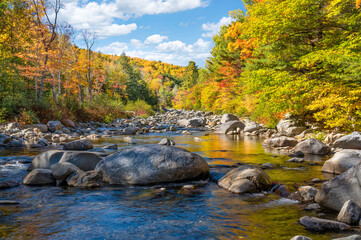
<box><xmin>202</xmin><ymin>17</ymin><xmax>233</xmax><ymax>37</ymax></box>
<box><xmin>130</xmin><ymin>39</ymin><xmax>144</xmax><ymax>49</ymax></box>
<box><xmin>96</xmin><ymin>42</ymin><xmax>129</xmax><ymax>55</ymax></box>
<box><xmin>144</xmin><ymin>34</ymin><xmax>168</xmax><ymax>45</ymax></box>
<box><xmin>57</xmin><ymin>0</ymin><xmax>208</xmax><ymax>38</ymax></box>
<box><xmin>98</xmin><ymin>38</ymin><xmax>212</xmax><ymax>66</ymax></box>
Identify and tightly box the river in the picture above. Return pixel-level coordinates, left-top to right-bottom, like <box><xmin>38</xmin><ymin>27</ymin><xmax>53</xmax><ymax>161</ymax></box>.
<box><xmin>0</xmin><ymin>131</ymin><xmax>357</xmax><ymax>239</ymax></box>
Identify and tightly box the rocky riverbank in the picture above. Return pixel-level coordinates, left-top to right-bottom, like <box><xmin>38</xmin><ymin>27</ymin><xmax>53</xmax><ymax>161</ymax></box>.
<box><xmin>2</xmin><ymin>109</ymin><xmax>361</xmax><ymax>239</ymax></box>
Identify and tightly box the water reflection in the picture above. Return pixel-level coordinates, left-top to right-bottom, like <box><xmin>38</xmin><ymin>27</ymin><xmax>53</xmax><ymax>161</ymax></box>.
<box><xmin>0</xmin><ymin>132</ymin><xmax>350</xmax><ymax>239</ymax></box>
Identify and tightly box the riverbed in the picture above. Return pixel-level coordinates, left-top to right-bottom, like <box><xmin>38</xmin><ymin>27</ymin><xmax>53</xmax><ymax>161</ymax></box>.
<box><xmin>0</xmin><ymin>131</ymin><xmax>357</xmax><ymax>239</ymax></box>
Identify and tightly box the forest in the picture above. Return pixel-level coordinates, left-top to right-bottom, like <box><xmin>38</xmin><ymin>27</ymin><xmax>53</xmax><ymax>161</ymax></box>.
<box><xmin>1</xmin><ymin>0</ymin><xmax>361</xmax><ymax>132</ymax></box>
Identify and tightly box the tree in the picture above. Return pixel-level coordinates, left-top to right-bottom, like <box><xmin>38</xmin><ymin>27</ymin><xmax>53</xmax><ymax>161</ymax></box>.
<box><xmin>183</xmin><ymin>61</ymin><xmax>198</xmax><ymax>88</ymax></box>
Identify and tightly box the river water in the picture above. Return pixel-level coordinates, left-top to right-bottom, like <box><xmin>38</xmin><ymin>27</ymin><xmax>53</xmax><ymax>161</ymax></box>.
<box><xmin>0</xmin><ymin>131</ymin><xmax>358</xmax><ymax>239</ymax></box>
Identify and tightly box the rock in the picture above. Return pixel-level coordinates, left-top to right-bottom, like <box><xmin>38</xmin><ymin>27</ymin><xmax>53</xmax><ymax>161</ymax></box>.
<box><xmin>6</xmin><ymin>122</ymin><xmax>20</xmax><ymax>130</ymax></box>
<box><xmin>218</xmin><ymin>165</ymin><xmax>272</xmax><ymax>194</ymax></box>
<box><xmin>290</xmin><ymin>236</ymin><xmax>313</xmax><ymax>240</ymax></box>
<box><xmin>123</xmin><ymin>126</ymin><xmax>139</xmax><ymax>135</ymax></box>
<box><xmin>337</xmin><ymin>200</ymin><xmax>361</xmax><ymax>225</ymax></box>
<box><xmin>63</xmin><ymin>138</ymin><xmax>93</xmax><ymax>150</ymax></box>
<box><xmin>325</xmin><ymin>133</ymin><xmax>345</xmax><ymax>145</ymax></box>
<box><xmin>63</xmin><ymin>119</ymin><xmax>76</xmax><ymax>128</ymax></box>
<box><xmin>0</xmin><ymin>134</ymin><xmax>10</xmax><ymax>144</ymax></box>
<box><xmin>0</xmin><ymin>181</ymin><xmax>19</xmax><ymax>189</ymax></box>
<box><xmin>304</xmin><ymin>203</ymin><xmax>321</xmax><ymax>211</ymax></box>
<box><xmin>104</xmin><ymin>144</ymin><xmax>117</xmax><ymax>150</ymax></box>
<box><xmin>96</xmin><ymin>144</ymin><xmax>209</xmax><ymax>185</ymax></box>
<box><xmin>322</xmin><ymin>150</ymin><xmax>361</xmax><ymax>175</ymax></box>
<box><xmin>47</xmin><ymin>121</ymin><xmax>63</xmax><ymax>132</ymax></box>
<box><xmin>23</xmin><ymin>169</ymin><xmax>55</xmax><ymax>185</ymax></box>
<box><xmin>178</xmin><ymin>118</ymin><xmax>206</xmax><ymax>127</ymax></box>
<box><xmin>38</xmin><ymin>138</ymin><xmax>49</xmax><ymax>147</ymax></box>
<box><xmin>216</xmin><ymin>121</ymin><xmax>245</xmax><ymax>134</ymax></box>
<box><xmin>124</xmin><ymin>137</ymin><xmax>136</xmax><ymax>144</ymax></box>
<box><xmin>333</xmin><ymin>235</ymin><xmax>361</xmax><ymax>240</ymax></box>
<box><xmin>315</xmin><ymin>162</ymin><xmax>361</xmax><ymax>211</ymax></box>
<box><xmin>262</xmin><ymin>137</ymin><xmax>298</xmax><ymax>148</ymax></box>
<box><xmin>244</xmin><ymin>124</ymin><xmax>262</xmax><ymax>133</ymax></box>
<box><xmin>287</xmin><ymin>157</ymin><xmax>304</xmax><ymax>163</ymax></box>
<box><xmin>59</xmin><ymin>152</ymin><xmax>103</xmax><ymax>171</ymax></box>
<box><xmin>30</xmin><ymin>124</ymin><xmax>48</xmax><ymax>133</ymax></box>
<box><xmin>194</xmin><ymin>137</ymin><xmax>204</xmax><ymax>142</ymax></box>
<box><xmin>221</xmin><ymin>114</ymin><xmax>239</xmax><ymax>124</ymax></box>
<box><xmin>29</xmin><ymin>144</ymin><xmax>42</xmax><ymax>149</ymax></box>
<box><xmin>298</xmin><ymin>186</ymin><xmax>318</xmax><ymax>202</ymax></box>
<box><xmin>289</xmin><ymin>151</ymin><xmax>305</xmax><ymax>158</ymax></box>
<box><xmin>29</xmin><ymin>150</ymin><xmax>64</xmax><ymax>170</ymax></box>
<box><xmin>50</xmin><ymin>162</ymin><xmax>79</xmax><ymax>181</ymax></box>
<box><xmin>262</xmin><ymin>163</ymin><xmax>274</xmax><ymax>169</ymax></box>
<box><xmin>294</xmin><ymin>138</ymin><xmax>330</xmax><ymax>155</ymax></box>
<box><xmin>7</xmin><ymin>139</ymin><xmax>25</xmax><ymax>148</ymax></box>
<box><xmin>0</xmin><ymin>200</ymin><xmax>20</xmax><ymax>205</ymax></box>
<box><xmin>158</xmin><ymin>138</ymin><xmax>175</xmax><ymax>146</ymax></box>
<box><xmin>299</xmin><ymin>216</ymin><xmax>350</xmax><ymax>232</ymax></box>
<box><xmin>333</xmin><ymin>132</ymin><xmax>361</xmax><ymax>149</ymax></box>
<box><xmin>277</xmin><ymin>117</ymin><xmax>306</xmax><ymax>136</ymax></box>
<box><xmin>66</xmin><ymin>170</ymin><xmax>104</xmax><ymax>187</ymax></box>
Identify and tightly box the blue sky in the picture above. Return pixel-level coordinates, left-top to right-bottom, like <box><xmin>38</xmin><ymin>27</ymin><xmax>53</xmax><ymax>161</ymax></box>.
<box><xmin>58</xmin><ymin>0</ymin><xmax>245</xmax><ymax>66</ymax></box>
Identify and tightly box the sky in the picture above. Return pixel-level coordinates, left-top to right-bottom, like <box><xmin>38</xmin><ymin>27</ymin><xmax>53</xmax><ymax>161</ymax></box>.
<box><xmin>57</xmin><ymin>0</ymin><xmax>245</xmax><ymax>67</ymax></box>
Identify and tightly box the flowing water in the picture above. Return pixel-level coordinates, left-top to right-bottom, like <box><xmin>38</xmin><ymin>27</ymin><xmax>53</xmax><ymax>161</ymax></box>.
<box><xmin>0</xmin><ymin>132</ymin><xmax>358</xmax><ymax>239</ymax></box>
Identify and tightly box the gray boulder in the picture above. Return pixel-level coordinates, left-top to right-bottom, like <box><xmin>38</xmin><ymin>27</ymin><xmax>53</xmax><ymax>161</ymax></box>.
<box><xmin>221</xmin><ymin>114</ymin><xmax>239</xmax><ymax>124</ymax></box>
<box><xmin>333</xmin><ymin>132</ymin><xmax>361</xmax><ymax>149</ymax></box>
<box><xmin>47</xmin><ymin>121</ymin><xmax>63</xmax><ymax>132</ymax></box>
<box><xmin>290</xmin><ymin>236</ymin><xmax>312</xmax><ymax>240</ymax></box>
<box><xmin>0</xmin><ymin>134</ymin><xmax>10</xmax><ymax>144</ymax></box>
<box><xmin>294</xmin><ymin>138</ymin><xmax>330</xmax><ymax>155</ymax></box>
<box><xmin>29</xmin><ymin>124</ymin><xmax>48</xmax><ymax>133</ymax></box>
<box><xmin>63</xmin><ymin>138</ymin><xmax>93</xmax><ymax>150</ymax></box>
<box><xmin>158</xmin><ymin>138</ymin><xmax>175</xmax><ymax>146</ymax></box>
<box><xmin>244</xmin><ymin>124</ymin><xmax>262</xmax><ymax>133</ymax></box>
<box><xmin>7</xmin><ymin>139</ymin><xmax>25</xmax><ymax>148</ymax></box>
<box><xmin>178</xmin><ymin>118</ymin><xmax>206</xmax><ymax>127</ymax></box>
<box><xmin>216</xmin><ymin>121</ymin><xmax>245</xmax><ymax>134</ymax></box>
<box><xmin>299</xmin><ymin>216</ymin><xmax>350</xmax><ymax>232</ymax></box>
<box><xmin>96</xmin><ymin>144</ymin><xmax>209</xmax><ymax>185</ymax></box>
<box><xmin>277</xmin><ymin>117</ymin><xmax>306</xmax><ymax>136</ymax></box>
<box><xmin>337</xmin><ymin>200</ymin><xmax>361</xmax><ymax>225</ymax></box>
<box><xmin>59</xmin><ymin>151</ymin><xmax>102</xmax><ymax>171</ymax></box>
<box><xmin>28</xmin><ymin>150</ymin><xmax>64</xmax><ymax>170</ymax></box>
<box><xmin>123</xmin><ymin>126</ymin><xmax>139</xmax><ymax>135</ymax></box>
<box><xmin>23</xmin><ymin>169</ymin><xmax>55</xmax><ymax>185</ymax></box>
<box><xmin>50</xmin><ymin>162</ymin><xmax>79</xmax><ymax>181</ymax></box>
<box><xmin>322</xmin><ymin>150</ymin><xmax>361</xmax><ymax>175</ymax></box>
<box><xmin>66</xmin><ymin>170</ymin><xmax>104</xmax><ymax>187</ymax></box>
<box><xmin>316</xmin><ymin>162</ymin><xmax>361</xmax><ymax>211</ymax></box>
<box><xmin>262</xmin><ymin>137</ymin><xmax>298</xmax><ymax>148</ymax></box>
<box><xmin>218</xmin><ymin>165</ymin><xmax>272</xmax><ymax>194</ymax></box>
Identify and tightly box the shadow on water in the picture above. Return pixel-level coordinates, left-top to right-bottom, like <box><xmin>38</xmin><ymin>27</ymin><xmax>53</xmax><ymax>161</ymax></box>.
<box><xmin>0</xmin><ymin>132</ymin><xmax>354</xmax><ymax>239</ymax></box>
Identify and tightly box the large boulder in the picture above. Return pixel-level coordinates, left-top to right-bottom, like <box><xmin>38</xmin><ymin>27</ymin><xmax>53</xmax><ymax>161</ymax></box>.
<box><xmin>47</xmin><ymin>121</ymin><xmax>63</xmax><ymax>132</ymax></box>
<box><xmin>123</xmin><ymin>126</ymin><xmax>139</xmax><ymax>135</ymax></box>
<box><xmin>277</xmin><ymin>115</ymin><xmax>306</xmax><ymax>136</ymax></box>
<box><xmin>96</xmin><ymin>144</ymin><xmax>209</xmax><ymax>185</ymax></box>
<box><xmin>315</xmin><ymin>162</ymin><xmax>361</xmax><ymax>211</ymax></box>
<box><xmin>66</xmin><ymin>170</ymin><xmax>104</xmax><ymax>187</ymax></box>
<box><xmin>50</xmin><ymin>162</ymin><xmax>79</xmax><ymax>181</ymax></box>
<box><xmin>216</xmin><ymin>121</ymin><xmax>245</xmax><ymax>134</ymax></box>
<box><xmin>218</xmin><ymin>165</ymin><xmax>272</xmax><ymax>194</ymax></box>
<box><xmin>221</xmin><ymin>114</ymin><xmax>239</xmax><ymax>124</ymax></box>
<box><xmin>337</xmin><ymin>200</ymin><xmax>361</xmax><ymax>225</ymax></box>
<box><xmin>262</xmin><ymin>136</ymin><xmax>298</xmax><ymax>148</ymax></box>
<box><xmin>294</xmin><ymin>138</ymin><xmax>330</xmax><ymax>155</ymax></box>
<box><xmin>63</xmin><ymin>138</ymin><xmax>93</xmax><ymax>150</ymax></box>
<box><xmin>177</xmin><ymin>118</ymin><xmax>206</xmax><ymax>128</ymax></box>
<box><xmin>29</xmin><ymin>150</ymin><xmax>103</xmax><ymax>171</ymax></box>
<box><xmin>244</xmin><ymin>123</ymin><xmax>262</xmax><ymax>133</ymax></box>
<box><xmin>333</xmin><ymin>132</ymin><xmax>361</xmax><ymax>149</ymax></box>
<box><xmin>59</xmin><ymin>151</ymin><xmax>102</xmax><ymax>171</ymax></box>
<box><xmin>299</xmin><ymin>216</ymin><xmax>350</xmax><ymax>232</ymax></box>
<box><xmin>322</xmin><ymin>150</ymin><xmax>361</xmax><ymax>175</ymax></box>
<box><xmin>23</xmin><ymin>169</ymin><xmax>55</xmax><ymax>185</ymax></box>
<box><xmin>0</xmin><ymin>134</ymin><xmax>10</xmax><ymax>144</ymax></box>
<box><xmin>29</xmin><ymin>124</ymin><xmax>48</xmax><ymax>133</ymax></box>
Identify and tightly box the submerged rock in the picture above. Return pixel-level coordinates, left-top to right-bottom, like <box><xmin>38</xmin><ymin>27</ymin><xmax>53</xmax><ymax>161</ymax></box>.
<box><xmin>218</xmin><ymin>165</ymin><xmax>272</xmax><ymax>194</ymax></box>
<box><xmin>96</xmin><ymin>144</ymin><xmax>209</xmax><ymax>185</ymax></box>
<box><xmin>23</xmin><ymin>169</ymin><xmax>55</xmax><ymax>186</ymax></box>
<box><xmin>299</xmin><ymin>216</ymin><xmax>350</xmax><ymax>232</ymax></box>
<box><xmin>0</xmin><ymin>181</ymin><xmax>19</xmax><ymax>189</ymax></box>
